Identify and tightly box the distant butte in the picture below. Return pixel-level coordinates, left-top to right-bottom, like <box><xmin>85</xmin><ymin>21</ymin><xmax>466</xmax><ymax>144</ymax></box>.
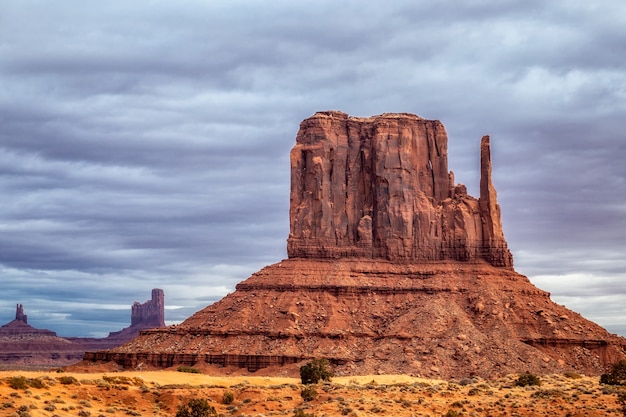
<box><xmin>85</xmin><ymin>112</ymin><xmax>626</xmax><ymax>378</ymax></box>
<box><xmin>0</xmin><ymin>304</ymin><xmax>57</xmax><ymax>337</ymax></box>
<box><xmin>0</xmin><ymin>290</ymin><xmax>166</xmax><ymax>368</ymax></box>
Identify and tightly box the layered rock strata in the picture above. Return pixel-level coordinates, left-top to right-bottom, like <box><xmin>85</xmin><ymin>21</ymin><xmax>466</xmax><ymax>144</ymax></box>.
<box><xmin>0</xmin><ymin>305</ymin><xmax>81</xmax><ymax>368</ymax></box>
<box><xmin>87</xmin><ymin>259</ymin><xmax>626</xmax><ymax>377</ymax></box>
<box><xmin>85</xmin><ymin>112</ymin><xmax>626</xmax><ymax>378</ymax></box>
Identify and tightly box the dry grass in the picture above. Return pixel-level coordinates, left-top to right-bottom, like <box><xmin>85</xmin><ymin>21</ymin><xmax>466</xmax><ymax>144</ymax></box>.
<box><xmin>0</xmin><ymin>370</ymin><xmax>624</xmax><ymax>416</ymax></box>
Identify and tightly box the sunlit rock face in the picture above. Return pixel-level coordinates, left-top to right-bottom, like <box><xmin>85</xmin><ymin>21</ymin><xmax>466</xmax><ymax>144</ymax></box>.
<box><xmin>288</xmin><ymin>111</ymin><xmax>512</xmax><ymax>267</ymax></box>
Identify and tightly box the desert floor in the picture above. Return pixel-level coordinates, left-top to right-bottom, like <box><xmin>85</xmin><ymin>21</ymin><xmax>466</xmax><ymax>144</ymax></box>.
<box><xmin>0</xmin><ymin>369</ymin><xmax>624</xmax><ymax>417</ymax></box>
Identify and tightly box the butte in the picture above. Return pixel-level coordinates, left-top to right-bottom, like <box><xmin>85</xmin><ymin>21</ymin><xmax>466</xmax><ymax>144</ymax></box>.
<box><xmin>85</xmin><ymin>111</ymin><xmax>626</xmax><ymax>378</ymax></box>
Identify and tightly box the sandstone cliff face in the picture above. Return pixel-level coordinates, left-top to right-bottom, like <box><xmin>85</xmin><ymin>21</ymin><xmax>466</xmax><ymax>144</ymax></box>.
<box><xmin>85</xmin><ymin>112</ymin><xmax>625</xmax><ymax>378</ymax></box>
<box><xmin>131</xmin><ymin>289</ymin><xmax>165</xmax><ymax>328</ymax></box>
<box><xmin>288</xmin><ymin>112</ymin><xmax>512</xmax><ymax>267</ymax></box>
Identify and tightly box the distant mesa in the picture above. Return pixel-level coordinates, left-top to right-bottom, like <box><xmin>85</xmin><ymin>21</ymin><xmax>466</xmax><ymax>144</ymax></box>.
<box><xmin>0</xmin><ymin>289</ymin><xmax>166</xmax><ymax>369</ymax></box>
<box><xmin>86</xmin><ymin>112</ymin><xmax>626</xmax><ymax>378</ymax></box>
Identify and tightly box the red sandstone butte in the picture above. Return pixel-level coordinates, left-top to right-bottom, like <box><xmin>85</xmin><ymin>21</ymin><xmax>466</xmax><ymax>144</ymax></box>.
<box><xmin>288</xmin><ymin>112</ymin><xmax>511</xmax><ymax>267</ymax></box>
<box><xmin>84</xmin><ymin>112</ymin><xmax>626</xmax><ymax>378</ymax></box>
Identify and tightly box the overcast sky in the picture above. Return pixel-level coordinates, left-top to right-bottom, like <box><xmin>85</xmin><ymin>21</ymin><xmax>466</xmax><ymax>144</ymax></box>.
<box><xmin>1</xmin><ymin>1</ymin><xmax>624</xmax><ymax>338</ymax></box>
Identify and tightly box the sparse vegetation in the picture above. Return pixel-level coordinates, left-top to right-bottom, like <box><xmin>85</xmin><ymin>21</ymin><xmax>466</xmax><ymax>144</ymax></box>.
<box><xmin>514</xmin><ymin>372</ymin><xmax>541</xmax><ymax>387</ymax></box>
<box><xmin>300</xmin><ymin>385</ymin><xmax>318</xmax><ymax>401</ymax></box>
<box><xmin>293</xmin><ymin>409</ymin><xmax>315</xmax><ymax>417</ymax></box>
<box><xmin>300</xmin><ymin>359</ymin><xmax>333</xmax><ymax>385</ymax></box>
<box><xmin>7</xmin><ymin>376</ymin><xmax>28</xmax><ymax>390</ymax></box>
<box><xmin>57</xmin><ymin>376</ymin><xmax>79</xmax><ymax>385</ymax></box>
<box><xmin>0</xmin><ymin>370</ymin><xmax>622</xmax><ymax>416</ymax></box>
<box><xmin>600</xmin><ymin>359</ymin><xmax>626</xmax><ymax>385</ymax></box>
<box><xmin>221</xmin><ymin>391</ymin><xmax>234</xmax><ymax>404</ymax></box>
<box><xmin>175</xmin><ymin>398</ymin><xmax>217</xmax><ymax>417</ymax></box>
<box><xmin>177</xmin><ymin>366</ymin><xmax>201</xmax><ymax>374</ymax></box>
<box><xmin>617</xmin><ymin>391</ymin><xmax>626</xmax><ymax>416</ymax></box>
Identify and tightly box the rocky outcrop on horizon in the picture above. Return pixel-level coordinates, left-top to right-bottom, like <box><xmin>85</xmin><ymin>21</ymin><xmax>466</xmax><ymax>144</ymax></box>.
<box><xmin>0</xmin><ymin>290</ymin><xmax>166</xmax><ymax>369</ymax></box>
<box><xmin>100</xmin><ymin>288</ymin><xmax>166</xmax><ymax>341</ymax></box>
<box><xmin>0</xmin><ymin>304</ymin><xmax>80</xmax><ymax>368</ymax></box>
<box><xmin>85</xmin><ymin>112</ymin><xmax>626</xmax><ymax>378</ymax></box>
<box><xmin>0</xmin><ymin>304</ymin><xmax>57</xmax><ymax>337</ymax></box>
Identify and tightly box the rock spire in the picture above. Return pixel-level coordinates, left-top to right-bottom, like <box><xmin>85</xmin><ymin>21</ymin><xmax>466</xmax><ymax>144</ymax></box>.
<box><xmin>15</xmin><ymin>304</ymin><xmax>27</xmax><ymax>323</ymax></box>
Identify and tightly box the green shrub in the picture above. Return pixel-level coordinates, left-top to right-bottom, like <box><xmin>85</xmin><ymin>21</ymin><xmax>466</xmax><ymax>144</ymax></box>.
<box><xmin>221</xmin><ymin>391</ymin><xmax>234</xmax><ymax>404</ymax></box>
<box><xmin>514</xmin><ymin>372</ymin><xmax>541</xmax><ymax>387</ymax></box>
<box><xmin>177</xmin><ymin>366</ymin><xmax>201</xmax><ymax>374</ymax></box>
<box><xmin>600</xmin><ymin>360</ymin><xmax>626</xmax><ymax>385</ymax></box>
<box><xmin>299</xmin><ymin>359</ymin><xmax>333</xmax><ymax>385</ymax></box>
<box><xmin>175</xmin><ymin>398</ymin><xmax>216</xmax><ymax>417</ymax></box>
<box><xmin>300</xmin><ymin>386</ymin><xmax>318</xmax><ymax>402</ymax></box>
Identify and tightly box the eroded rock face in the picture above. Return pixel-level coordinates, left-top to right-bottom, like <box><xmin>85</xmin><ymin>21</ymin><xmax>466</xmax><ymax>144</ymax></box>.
<box><xmin>131</xmin><ymin>289</ymin><xmax>165</xmax><ymax>328</ymax></box>
<box><xmin>288</xmin><ymin>112</ymin><xmax>512</xmax><ymax>267</ymax></box>
<box><xmin>91</xmin><ymin>258</ymin><xmax>626</xmax><ymax>377</ymax></box>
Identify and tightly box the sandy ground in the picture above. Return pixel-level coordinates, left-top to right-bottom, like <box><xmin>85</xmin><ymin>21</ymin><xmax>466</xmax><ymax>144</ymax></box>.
<box><xmin>0</xmin><ymin>369</ymin><xmax>624</xmax><ymax>416</ymax></box>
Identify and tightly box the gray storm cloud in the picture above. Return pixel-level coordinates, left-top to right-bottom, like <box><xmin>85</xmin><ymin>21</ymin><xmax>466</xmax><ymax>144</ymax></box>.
<box><xmin>1</xmin><ymin>0</ymin><xmax>624</xmax><ymax>337</ymax></box>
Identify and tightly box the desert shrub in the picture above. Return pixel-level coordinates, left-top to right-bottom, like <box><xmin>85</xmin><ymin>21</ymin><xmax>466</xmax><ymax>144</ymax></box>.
<box><xmin>300</xmin><ymin>359</ymin><xmax>333</xmax><ymax>385</ymax></box>
<box><xmin>177</xmin><ymin>366</ymin><xmax>201</xmax><ymax>374</ymax></box>
<box><xmin>293</xmin><ymin>410</ymin><xmax>315</xmax><ymax>417</ymax></box>
<box><xmin>103</xmin><ymin>375</ymin><xmax>130</xmax><ymax>385</ymax></box>
<box><xmin>514</xmin><ymin>372</ymin><xmax>541</xmax><ymax>387</ymax></box>
<box><xmin>300</xmin><ymin>386</ymin><xmax>318</xmax><ymax>402</ymax></box>
<box><xmin>16</xmin><ymin>405</ymin><xmax>31</xmax><ymax>417</ymax></box>
<box><xmin>221</xmin><ymin>391</ymin><xmax>234</xmax><ymax>404</ymax></box>
<box><xmin>7</xmin><ymin>376</ymin><xmax>28</xmax><ymax>390</ymax></box>
<box><xmin>600</xmin><ymin>360</ymin><xmax>626</xmax><ymax>385</ymax></box>
<box><xmin>57</xmin><ymin>376</ymin><xmax>78</xmax><ymax>385</ymax></box>
<box><xmin>175</xmin><ymin>398</ymin><xmax>216</xmax><ymax>417</ymax></box>
<box><xmin>79</xmin><ymin>400</ymin><xmax>92</xmax><ymax>408</ymax></box>
<box><xmin>443</xmin><ymin>411</ymin><xmax>460</xmax><ymax>417</ymax></box>
<box><xmin>563</xmin><ymin>371</ymin><xmax>582</xmax><ymax>379</ymax></box>
<box><xmin>617</xmin><ymin>391</ymin><xmax>626</xmax><ymax>416</ymax></box>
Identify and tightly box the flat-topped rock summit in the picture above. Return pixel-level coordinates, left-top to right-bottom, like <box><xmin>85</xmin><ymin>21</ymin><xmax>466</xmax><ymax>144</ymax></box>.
<box><xmin>288</xmin><ymin>111</ymin><xmax>511</xmax><ymax>267</ymax></box>
<box><xmin>85</xmin><ymin>112</ymin><xmax>625</xmax><ymax>378</ymax></box>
